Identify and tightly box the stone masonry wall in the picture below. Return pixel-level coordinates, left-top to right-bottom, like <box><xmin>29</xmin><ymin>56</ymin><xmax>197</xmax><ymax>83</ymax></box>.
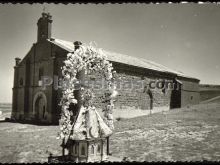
<box><xmin>82</xmin><ymin>64</ymin><xmax>173</xmax><ymax>110</ymax></box>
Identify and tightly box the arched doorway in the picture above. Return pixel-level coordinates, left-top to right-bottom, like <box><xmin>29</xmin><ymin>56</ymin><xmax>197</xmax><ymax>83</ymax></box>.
<box><xmin>139</xmin><ymin>86</ymin><xmax>153</xmax><ymax>110</ymax></box>
<box><xmin>33</xmin><ymin>92</ymin><xmax>48</xmax><ymax>122</ymax></box>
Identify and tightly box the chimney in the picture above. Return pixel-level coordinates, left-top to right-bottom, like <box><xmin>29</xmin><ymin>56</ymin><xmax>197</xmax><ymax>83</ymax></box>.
<box><xmin>15</xmin><ymin>57</ymin><xmax>21</xmax><ymax>66</ymax></box>
<box><xmin>37</xmin><ymin>12</ymin><xmax>53</xmax><ymax>42</ymax></box>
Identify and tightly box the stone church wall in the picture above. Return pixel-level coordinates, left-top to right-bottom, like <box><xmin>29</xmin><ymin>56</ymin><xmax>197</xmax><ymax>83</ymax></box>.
<box><xmin>80</xmin><ymin>62</ymin><xmax>174</xmax><ymax>111</ymax></box>
<box><xmin>90</xmin><ymin>73</ymin><xmax>173</xmax><ymax>110</ymax></box>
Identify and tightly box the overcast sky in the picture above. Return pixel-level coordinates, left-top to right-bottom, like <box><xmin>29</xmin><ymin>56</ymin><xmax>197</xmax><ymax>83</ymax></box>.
<box><xmin>0</xmin><ymin>3</ymin><xmax>220</xmax><ymax>103</ymax></box>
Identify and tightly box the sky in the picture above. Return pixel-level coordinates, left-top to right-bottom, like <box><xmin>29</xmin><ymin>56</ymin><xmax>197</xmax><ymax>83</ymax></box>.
<box><xmin>0</xmin><ymin>3</ymin><xmax>220</xmax><ymax>103</ymax></box>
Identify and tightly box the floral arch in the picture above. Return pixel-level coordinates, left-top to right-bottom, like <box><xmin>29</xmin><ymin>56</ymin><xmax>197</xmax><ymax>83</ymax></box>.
<box><xmin>58</xmin><ymin>42</ymin><xmax>117</xmax><ymax>140</ymax></box>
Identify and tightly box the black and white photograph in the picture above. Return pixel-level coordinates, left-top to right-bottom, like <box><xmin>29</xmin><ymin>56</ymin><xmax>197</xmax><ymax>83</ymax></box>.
<box><xmin>0</xmin><ymin>2</ymin><xmax>220</xmax><ymax>163</ymax></box>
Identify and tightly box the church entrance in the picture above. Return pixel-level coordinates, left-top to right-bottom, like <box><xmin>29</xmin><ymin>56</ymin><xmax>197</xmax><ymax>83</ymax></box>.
<box><xmin>33</xmin><ymin>92</ymin><xmax>48</xmax><ymax>122</ymax></box>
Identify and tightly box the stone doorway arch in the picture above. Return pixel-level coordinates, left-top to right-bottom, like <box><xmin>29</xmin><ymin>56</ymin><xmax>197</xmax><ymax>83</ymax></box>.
<box><xmin>33</xmin><ymin>91</ymin><xmax>48</xmax><ymax>122</ymax></box>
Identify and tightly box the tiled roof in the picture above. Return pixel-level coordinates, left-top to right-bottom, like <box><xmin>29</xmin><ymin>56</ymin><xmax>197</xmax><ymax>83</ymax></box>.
<box><xmin>48</xmin><ymin>38</ymin><xmax>199</xmax><ymax>80</ymax></box>
<box><xmin>69</xmin><ymin>106</ymin><xmax>113</xmax><ymax>140</ymax></box>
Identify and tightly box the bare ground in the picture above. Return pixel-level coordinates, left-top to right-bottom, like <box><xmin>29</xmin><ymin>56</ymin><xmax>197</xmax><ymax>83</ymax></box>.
<box><xmin>0</xmin><ymin>103</ymin><xmax>220</xmax><ymax>162</ymax></box>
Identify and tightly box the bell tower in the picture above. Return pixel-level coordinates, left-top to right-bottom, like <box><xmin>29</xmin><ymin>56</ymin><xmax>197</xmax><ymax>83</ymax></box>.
<box><xmin>37</xmin><ymin>12</ymin><xmax>52</xmax><ymax>42</ymax></box>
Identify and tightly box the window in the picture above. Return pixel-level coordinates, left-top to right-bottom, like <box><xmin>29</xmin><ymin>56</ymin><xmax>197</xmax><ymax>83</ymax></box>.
<box><xmin>39</xmin><ymin>67</ymin><xmax>44</xmax><ymax>81</ymax></box>
<box><xmin>191</xmin><ymin>96</ymin><xmax>193</xmax><ymax>100</ymax></box>
<box><xmin>19</xmin><ymin>78</ymin><xmax>23</xmax><ymax>86</ymax></box>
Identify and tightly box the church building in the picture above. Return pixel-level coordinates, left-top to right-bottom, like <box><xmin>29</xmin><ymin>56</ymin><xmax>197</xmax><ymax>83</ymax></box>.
<box><xmin>11</xmin><ymin>12</ymin><xmax>200</xmax><ymax>124</ymax></box>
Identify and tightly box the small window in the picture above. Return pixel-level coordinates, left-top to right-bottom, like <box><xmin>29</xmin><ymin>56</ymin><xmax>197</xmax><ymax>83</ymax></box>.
<box><xmin>19</xmin><ymin>78</ymin><xmax>23</xmax><ymax>86</ymax></box>
<box><xmin>39</xmin><ymin>67</ymin><xmax>44</xmax><ymax>81</ymax></box>
<box><xmin>191</xmin><ymin>96</ymin><xmax>193</xmax><ymax>100</ymax></box>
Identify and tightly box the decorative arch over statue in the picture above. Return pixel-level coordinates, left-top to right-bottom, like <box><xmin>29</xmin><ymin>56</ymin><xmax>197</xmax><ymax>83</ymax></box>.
<box><xmin>58</xmin><ymin>42</ymin><xmax>117</xmax><ymax>140</ymax></box>
<box><xmin>57</xmin><ymin>42</ymin><xmax>118</xmax><ymax>162</ymax></box>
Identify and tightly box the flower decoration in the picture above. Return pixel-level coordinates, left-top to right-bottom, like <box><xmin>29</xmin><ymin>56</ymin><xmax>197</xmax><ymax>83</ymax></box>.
<box><xmin>58</xmin><ymin>42</ymin><xmax>117</xmax><ymax>140</ymax></box>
